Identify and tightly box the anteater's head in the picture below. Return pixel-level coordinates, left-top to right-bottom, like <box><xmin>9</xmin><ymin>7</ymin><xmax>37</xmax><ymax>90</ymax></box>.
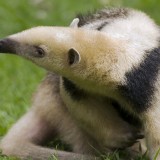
<box><xmin>0</xmin><ymin>8</ymin><xmax>158</xmax><ymax>93</ymax></box>
<box><xmin>0</xmin><ymin>26</ymin><xmax>121</xmax><ymax>91</ymax></box>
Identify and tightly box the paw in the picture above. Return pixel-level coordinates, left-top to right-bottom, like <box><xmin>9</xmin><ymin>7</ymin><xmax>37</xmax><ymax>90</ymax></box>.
<box><xmin>109</xmin><ymin>129</ymin><xmax>144</xmax><ymax>150</ymax></box>
<box><xmin>120</xmin><ymin>131</ymin><xmax>144</xmax><ymax>148</ymax></box>
<box><xmin>126</xmin><ymin>139</ymin><xmax>147</xmax><ymax>158</ymax></box>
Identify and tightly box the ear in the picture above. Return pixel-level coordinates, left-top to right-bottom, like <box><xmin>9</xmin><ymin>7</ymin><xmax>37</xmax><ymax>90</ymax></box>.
<box><xmin>68</xmin><ymin>48</ymin><xmax>81</xmax><ymax>66</ymax></box>
<box><xmin>70</xmin><ymin>18</ymin><xmax>79</xmax><ymax>28</ymax></box>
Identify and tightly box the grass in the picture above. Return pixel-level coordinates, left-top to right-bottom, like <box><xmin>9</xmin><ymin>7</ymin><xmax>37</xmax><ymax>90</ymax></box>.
<box><xmin>0</xmin><ymin>0</ymin><xmax>159</xmax><ymax>159</ymax></box>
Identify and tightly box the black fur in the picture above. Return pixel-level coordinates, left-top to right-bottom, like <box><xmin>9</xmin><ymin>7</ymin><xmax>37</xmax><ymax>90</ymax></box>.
<box><xmin>97</xmin><ymin>22</ymin><xmax>108</xmax><ymax>31</ymax></box>
<box><xmin>112</xmin><ymin>100</ymin><xmax>142</xmax><ymax>127</ymax></box>
<box><xmin>62</xmin><ymin>77</ymin><xmax>87</xmax><ymax>100</ymax></box>
<box><xmin>62</xmin><ymin>77</ymin><xmax>143</xmax><ymax>127</ymax></box>
<box><xmin>77</xmin><ymin>8</ymin><xmax>129</xmax><ymax>27</ymax></box>
<box><xmin>119</xmin><ymin>47</ymin><xmax>160</xmax><ymax>113</ymax></box>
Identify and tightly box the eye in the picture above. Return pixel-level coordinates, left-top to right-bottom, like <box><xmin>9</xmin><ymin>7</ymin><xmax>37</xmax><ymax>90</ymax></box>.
<box><xmin>35</xmin><ymin>46</ymin><xmax>45</xmax><ymax>58</ymax></box>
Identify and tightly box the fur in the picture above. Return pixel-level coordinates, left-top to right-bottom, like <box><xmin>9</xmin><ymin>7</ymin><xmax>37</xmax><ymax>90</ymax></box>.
<box><xmin>0</xmin><ymin>7</ymin><xmax>159</xmax><ymax>159</ymax></box>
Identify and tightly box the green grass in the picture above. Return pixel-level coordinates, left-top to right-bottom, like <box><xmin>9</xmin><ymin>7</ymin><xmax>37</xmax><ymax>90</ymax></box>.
<box><xmin>0</xmin><ymin>0</ymin><xmax>159</xmax><ymax>159</ymax></box>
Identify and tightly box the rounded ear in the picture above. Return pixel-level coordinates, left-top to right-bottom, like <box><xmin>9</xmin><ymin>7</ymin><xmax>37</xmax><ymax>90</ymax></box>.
<box><xmin>68</xmin><ymin>48</ymin><xmax>81</xmax><ymax>66</ymax></box>
<box><xmin>70</xmin><ymin>18</ymin><xmax>79</xmax><ymax>28</ymax></box>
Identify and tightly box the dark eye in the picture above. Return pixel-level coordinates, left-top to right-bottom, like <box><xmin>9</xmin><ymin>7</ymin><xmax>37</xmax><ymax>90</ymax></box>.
<box><xmin>35</xmin><ymin>46</ymin><xmax>45</xmax><ymax>58</ymax></box>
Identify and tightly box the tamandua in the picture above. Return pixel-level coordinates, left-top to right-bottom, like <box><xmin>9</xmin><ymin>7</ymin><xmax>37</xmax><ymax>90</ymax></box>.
<box><xmin>0</xmin><ymin>7</ymin><xmax>158</xmax><ymax>159</ymax></box>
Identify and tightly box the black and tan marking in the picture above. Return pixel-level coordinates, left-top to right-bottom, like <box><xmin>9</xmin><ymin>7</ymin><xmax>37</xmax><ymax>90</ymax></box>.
<box><xmin>62</xmin><ymin>77</ymin><xmax>87</xmax><ymax>101</ymax></box>
<box><xmin>77</xmin><ymin>8</ymin><xmax>129</xmax><ymax>27</ymax></box>
<box><xmin>119</xmin><ymin>46</ymin><xmax>160</xmax><ymax>113</ymax></box>
<box><xmin>96</xmin><ymin>21</ymin><xmax>108</xmax><ymax>31</ymax></box>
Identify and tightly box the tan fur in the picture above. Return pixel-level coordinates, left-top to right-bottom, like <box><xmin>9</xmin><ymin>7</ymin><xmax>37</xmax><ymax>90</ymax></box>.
<box><xmin>60</xmin><ymin>79</ymin><xmax>140</xmax><ymax>150</ymax></box>
<box><xmin>11</xmin><ymin>27</ymin><xmax>126</xmax><ymax>91</ymax></box>
<box><xmin>0</xmin><ymin>73</ymin><xmax>96</xmax><ymax>159</ymax></box>
<box><xmin>142</xmin><ymin>74</ymin><xmax>160</xmax><ymax>159</ymax></box>
<box><xmin>0</xmin><ymin>73</ymin><xmax>142</xmax><ymax>160</ymax></box>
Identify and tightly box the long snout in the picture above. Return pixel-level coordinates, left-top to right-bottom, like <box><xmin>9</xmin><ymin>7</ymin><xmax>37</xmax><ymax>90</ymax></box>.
<box><xmin>0</xmin><ymin>38</ymin><xmax>19</xmax><ymax>54</ymax></box>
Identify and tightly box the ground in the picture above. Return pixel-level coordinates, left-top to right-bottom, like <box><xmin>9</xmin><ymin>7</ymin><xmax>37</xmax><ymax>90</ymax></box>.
<box><xmin>0</xmin><ymin>0</ymin><xmax>159</xmax><ymax>159</ymax></box>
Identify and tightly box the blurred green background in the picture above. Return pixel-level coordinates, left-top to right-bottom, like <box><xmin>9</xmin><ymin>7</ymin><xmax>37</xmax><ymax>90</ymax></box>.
<box><xmin>0</xmin><ymin>0</ymin><xmax>159</xmax><ymax>159</ymax></box>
